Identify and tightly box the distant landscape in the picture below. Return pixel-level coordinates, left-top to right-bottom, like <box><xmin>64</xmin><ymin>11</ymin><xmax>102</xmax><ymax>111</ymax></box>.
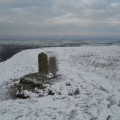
<box><xmin>0</xmin><ymin>36</ymin><xmax>120</xmax><ymax>62</ymax></box>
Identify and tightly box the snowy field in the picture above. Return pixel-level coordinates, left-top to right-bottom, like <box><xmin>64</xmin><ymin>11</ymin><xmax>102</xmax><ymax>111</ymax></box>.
<box><xmin>0</xmin><ymin>45</ymin><xmax>120</xmax><ymax>120</ymax></box>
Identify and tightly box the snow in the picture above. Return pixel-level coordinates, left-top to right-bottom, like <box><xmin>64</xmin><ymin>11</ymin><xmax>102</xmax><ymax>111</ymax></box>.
<box><xmin>0</xmin><ymin>45</ymin><xmax>120</xmax><ymax>120</ymax></box>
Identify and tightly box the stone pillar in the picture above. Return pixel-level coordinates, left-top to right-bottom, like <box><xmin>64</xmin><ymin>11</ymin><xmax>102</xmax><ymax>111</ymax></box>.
<box><xmin>49</xmin><ymin>56</ymin><xmax>57</xmax><ymax>77</ymax></box>
<box><xmin>38</xmin><ymin>52</ymin><xmax>49</xmax><ymax>74</ymax></box>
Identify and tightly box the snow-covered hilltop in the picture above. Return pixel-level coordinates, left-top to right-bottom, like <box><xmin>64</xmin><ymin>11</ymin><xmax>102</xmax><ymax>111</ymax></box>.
<box><xmin>0</xmin><ymin>45</ymin><xmax>120</xmax><ymax>120</ymax></box>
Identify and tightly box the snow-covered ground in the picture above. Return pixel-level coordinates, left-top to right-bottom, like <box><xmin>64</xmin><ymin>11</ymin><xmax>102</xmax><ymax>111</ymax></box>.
<box><xmin>0</xmin><ymin>45</ymin><xmax>120</xmax><ymax>120</ymax></box>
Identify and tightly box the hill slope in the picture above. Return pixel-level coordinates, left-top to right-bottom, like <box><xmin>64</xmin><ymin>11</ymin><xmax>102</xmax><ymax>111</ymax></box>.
<box><xmin>0</xmin><ymin>46</ymin><xmax>120</xmax><ymax>120</ymax></box>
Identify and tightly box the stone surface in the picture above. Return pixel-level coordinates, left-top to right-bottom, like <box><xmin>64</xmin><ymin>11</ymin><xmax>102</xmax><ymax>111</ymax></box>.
<box><xmin>38</xmin><ymin>52</ymin><xmax>49</xmax><ymax>74</ymax></box>
<box><xmin>49</xmin><ymin>56</ymin><xmax>58</xmax><ymax>77</ymax></box>
<box><xmin>14</xmin><ymin>73</ymin><xmax>56</xmax><ymax>98</ymax></box>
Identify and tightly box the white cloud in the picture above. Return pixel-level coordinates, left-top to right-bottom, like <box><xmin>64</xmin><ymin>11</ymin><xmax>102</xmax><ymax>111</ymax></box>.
<box><xmin>0</xmin><ymin>0</ymin><xmax>120</xmax><ymax>35</ymax></box>
<box><xmin>110</xmin><ymin>2</ymin><xmax>119</xmax><ymax>7</ymax></box>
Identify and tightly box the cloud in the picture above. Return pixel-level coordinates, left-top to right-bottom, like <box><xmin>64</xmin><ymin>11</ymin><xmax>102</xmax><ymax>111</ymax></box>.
<box><xmin>0</xmin><ymin>0</ymin><xmax>120</xmax><ymax>35</ymax></box>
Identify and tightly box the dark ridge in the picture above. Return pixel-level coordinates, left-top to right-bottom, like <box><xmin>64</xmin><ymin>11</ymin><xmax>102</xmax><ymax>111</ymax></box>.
<box><xmin>0</xmin><ymin>44</ymin><xmax>38</xmax><ymax>62</ymax></box>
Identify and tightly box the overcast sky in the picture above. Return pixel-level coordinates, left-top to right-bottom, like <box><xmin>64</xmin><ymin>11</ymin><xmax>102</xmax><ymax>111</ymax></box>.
<box><xmin>0</xmin><ymin>0</ymin><xmax>120</xmax><ymax>36</ymax></box>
